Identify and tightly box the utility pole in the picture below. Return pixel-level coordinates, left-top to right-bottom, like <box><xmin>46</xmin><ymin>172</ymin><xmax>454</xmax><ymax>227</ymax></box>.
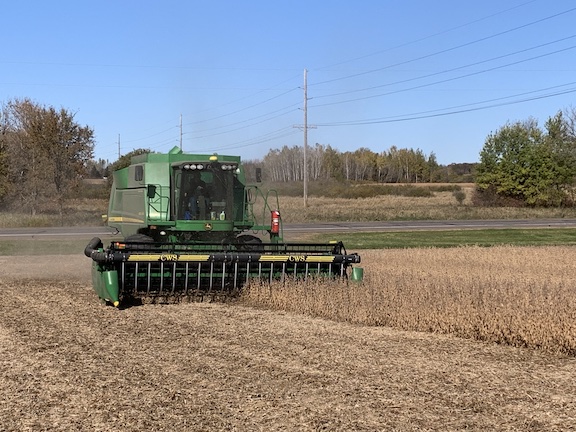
<box><xmin>303</xmin><ymin>68</ymin><xmax>308</xmax><ymax>207</ymax></box>
<box><xmin>179</xmin><ymin>114</ymin><xmax>183</xmax><ymax>150</ymax></box>
<box><xmin>293</xmin><ymin>69</ymin><xmax>316</xmax><ymax>207</ymax></box>
<box><xmin>117</xmin><ymin>134</ymin><xmax>120</xmax><ymax>159</ymax></box>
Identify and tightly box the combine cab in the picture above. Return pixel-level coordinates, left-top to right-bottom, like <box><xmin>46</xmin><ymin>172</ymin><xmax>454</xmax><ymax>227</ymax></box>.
<box><xmin>85</xmin><ymin>147</ymin><xmax>361</xmax><ymax>306</ymax></box>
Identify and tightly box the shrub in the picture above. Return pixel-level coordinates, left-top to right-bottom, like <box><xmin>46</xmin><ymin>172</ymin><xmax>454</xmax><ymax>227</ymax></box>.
<box><xmin>472</xmin><ymin>186</ymin><xmax>526</xmax><ymax>207</ymax></box>
<box><xmin>453</xmin><ymin>190</ymin><xmax>466</xmax><ymax>205</ymax></box>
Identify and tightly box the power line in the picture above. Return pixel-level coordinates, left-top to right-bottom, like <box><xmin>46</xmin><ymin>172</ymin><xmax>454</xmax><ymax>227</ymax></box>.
<box><xmin>97</xmin><ymin>2</ymin><xmax>576</xmax><ymax>161</ymax></box>
<box><xmin>185</xmin><ymin>103</ymin><xmax>300</xmax><ymax>135</ymax></box>
<box><xmin>311</xmin><ymin>44</ymin><xmax>576</xmax><ymax>108</ymax></box>
<box><xmin>314</xmin><ymin>0</ymin><xmax>540</xmax><ymax>71</ymax></box>
<box><xmin>122</xmin><ymin>125</ymin><xmax>179</xmax><ymax>144</ymax></box>
<box><xmin>313</xmin><ymin>34</ymin><xmax>576</xmax><ymax>101</ymax></box>
<box><xmin>182</xmin><ymin>87</ymin><xmax>299</xmax><ymax>127</ymax></box>
<box><xmin>316</xmin><ymin>82</ymin><xmax>576</xmax><ymax>126</ymax></box>
<box><xmin>186</xmin><ymin>106</ymin><xmax>300</xmax><ymax>140</ymax></box>
<box><xmin>205</xmin><ymin>127</ymin><xmax>300</xmax><ymax>152</ymax></box>
<box><xmin>310</xmin><ymin>6</ymin><xmax>576</xmax><ymax>87</ymax></box>
<box><xmin>114</xmin><ymin>81</ymin><xmax>300</xmax><ymax>148</ymax></box>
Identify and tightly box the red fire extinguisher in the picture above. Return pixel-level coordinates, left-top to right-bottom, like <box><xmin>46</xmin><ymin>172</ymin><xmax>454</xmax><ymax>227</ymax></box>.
<box><xmin>271</xmin><ymin>210</ymin><xmax>280</xmax><ymax>234</ymax></box>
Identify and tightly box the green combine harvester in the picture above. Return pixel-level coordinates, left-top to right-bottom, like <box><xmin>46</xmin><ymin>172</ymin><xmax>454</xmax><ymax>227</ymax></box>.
<box><xmin>85</xmin><ymin>146</ymin><xmax>361</xmax><ymax>306</ymax></box>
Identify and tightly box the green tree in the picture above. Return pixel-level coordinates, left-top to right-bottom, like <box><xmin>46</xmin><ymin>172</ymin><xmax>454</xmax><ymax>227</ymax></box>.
<box><xmin>378</xmin><ymin>146</ymin><xmax>430</xmax><ymax>183</ymax></box>
<box><xmin>476</xmin><ymin>119</ymin><xmax>541</xmax><ymax>205</ymax></box>
<box><xmin>426</xmin><ymin>152</ymin><xmax>439</xmax><ymax>182</ymax></box>
<box><xmin>352</xmin><ymin>147</ymin><xmax>378</xmax><ymax>181</ymax></box>
<box><xmin>476</xmin><ymin>114</ymin><xmax>576</xmax><ymax>207</ymax></box>
<box><xmin>321</xmin><ymin>145</ymin><xmax>344</xmax><ymax>180</ymax></box>
<box><xmin>538</xmin><ymin>111</ymin><xmax>576</xmax><ymax>205</ymax></box>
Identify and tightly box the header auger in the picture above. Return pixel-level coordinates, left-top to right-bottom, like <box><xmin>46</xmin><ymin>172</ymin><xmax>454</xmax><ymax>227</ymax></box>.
<box><xmin>85</xmin><ymin>146</ymin><xmax>361</xmax><ymax>306</ymax></box>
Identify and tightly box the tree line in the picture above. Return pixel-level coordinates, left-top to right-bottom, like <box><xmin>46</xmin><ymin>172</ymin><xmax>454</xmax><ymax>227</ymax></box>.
<box><xmin>94</xmin><ymin>145</ymin><xmax>475</xmax><ymax>185</ymax></box>
<box><xmin>3</xmin><ymin>95</ymin><xmax>576</xmax><ymax>214</ymax></box>
<box><xmin>258</xmin><ymin>108</ymin><xmax>576</xmax><ymax>208</ymax></box>
<box><xmin>257</xmin><ymin>144</ymin><xmax>451</xmax><ymax>183</ymax></box>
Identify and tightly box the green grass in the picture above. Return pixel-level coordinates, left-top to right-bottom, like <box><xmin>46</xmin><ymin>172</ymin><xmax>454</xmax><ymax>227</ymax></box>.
<box><xmin>1</xmin><ymin>229</ymin><xmax>575</xmax><ymax>256</ymax></box>
<box><xmin>307</xmin><ymin>228</ymin><xmax>576</xmax><ymax>249</ymax></box>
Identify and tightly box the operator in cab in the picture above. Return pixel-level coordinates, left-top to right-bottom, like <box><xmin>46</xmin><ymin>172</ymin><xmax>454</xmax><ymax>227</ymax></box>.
<box><xmin>183</xmin><ymin>170</ymin><xmax>210</xmax><ymax>220</ymax></box>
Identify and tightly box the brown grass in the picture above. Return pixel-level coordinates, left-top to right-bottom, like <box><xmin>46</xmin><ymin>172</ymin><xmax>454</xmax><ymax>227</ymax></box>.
<box><xmin>276</xmin><ymin>191</ymin><xmax>576</xmax><ymax>222</ymax></box>
<box><xmin>0</xmin><ymin>198</ymin><xmax>108</xmax><ymax>228</ymax></box>
<box><xmin>242</xmin><ymin>246</ymin><xmax>576</xmax><ymax>356</ymax></box>
<box><xmin>5</xmin><ymin>183</ymin><xmax>576</xmax><ymax>228</ymax></box>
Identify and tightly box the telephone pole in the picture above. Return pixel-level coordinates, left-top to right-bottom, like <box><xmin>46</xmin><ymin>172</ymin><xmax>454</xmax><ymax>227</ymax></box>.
<box><xmin>293</xmin><ymin>69</ymin><xmax>316</xmax><ymax>207</ymax></box>
<box><xmin>303</xmin><ymin>68</ymin><xmax>309</xmax><ymax>207</ymax></box>
<box><xmin>179</xmin><ymin>114</ymin><xmax>183</xmax><ymax>150</ymax></box>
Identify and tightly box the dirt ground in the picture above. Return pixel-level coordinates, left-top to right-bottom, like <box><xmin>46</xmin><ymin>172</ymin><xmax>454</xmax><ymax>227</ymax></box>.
<box><xmin>1</xmin><ymin>256</ymin><xmax>575</xmax><ymax>431</ymax></box>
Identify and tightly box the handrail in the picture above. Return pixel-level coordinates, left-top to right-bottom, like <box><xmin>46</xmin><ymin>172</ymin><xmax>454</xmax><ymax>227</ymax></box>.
<box><xmin>147</xmin><ymin>184</ymin><xmax>170</xmax><ymax>222</ymax></box>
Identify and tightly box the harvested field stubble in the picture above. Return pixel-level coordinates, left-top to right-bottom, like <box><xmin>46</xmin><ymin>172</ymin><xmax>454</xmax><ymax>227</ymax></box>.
<box><xmin>1</xmin><ymin>276</ymin><xmax>576</xmax><ymax>431</ymax></box>
<box><xmin>4</xmin><ymin>182</ymin><xmax>576</xmax><ymax>429</ymax></box>
<box><xmin>243</xmin><ymin>246</ymin><xmax>576</xmax><ymax>356</ymax></box>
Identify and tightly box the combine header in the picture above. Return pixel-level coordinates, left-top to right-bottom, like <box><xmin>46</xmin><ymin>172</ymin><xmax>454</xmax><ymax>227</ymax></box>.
<box><xmin>85</xmin><ymin>147</ymin><xmax>361</xmax><ymax>306</ymax></box>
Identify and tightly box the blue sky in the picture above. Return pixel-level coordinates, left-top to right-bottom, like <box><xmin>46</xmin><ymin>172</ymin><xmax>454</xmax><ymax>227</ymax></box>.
<box><xmin>2</xmin><ymin>1</ymin><xmax>576</xmax><ymax>165</ymax></box>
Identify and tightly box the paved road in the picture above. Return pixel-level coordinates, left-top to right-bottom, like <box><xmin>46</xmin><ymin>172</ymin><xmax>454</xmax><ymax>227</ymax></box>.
<box><xmin>0</xmin><ymin>226</ymin><xmax>118</xmax><ymax>238</ymax></box>
<box><xmin>1</xmin><ymin>219</ymin><xmax>576</xmax><ymax>238</ymax></box>
<box><xmin>284</xmin><ymin>219</ymin><xmax>576</xmax><ymax>233</ymax></box>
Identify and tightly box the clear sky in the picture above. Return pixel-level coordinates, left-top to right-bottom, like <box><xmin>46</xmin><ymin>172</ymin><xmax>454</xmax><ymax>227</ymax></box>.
<box><xmin>2</xmin><ymin>0</ymin><xmax>576</xmax><ymax>165</ymax></box>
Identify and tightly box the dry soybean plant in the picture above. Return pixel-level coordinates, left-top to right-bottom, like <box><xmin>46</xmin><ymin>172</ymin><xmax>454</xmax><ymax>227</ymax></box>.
<box><xmin>242</xmin><ymin>246</ymin><xmax>576</xmax><ymax>355</ymax></box>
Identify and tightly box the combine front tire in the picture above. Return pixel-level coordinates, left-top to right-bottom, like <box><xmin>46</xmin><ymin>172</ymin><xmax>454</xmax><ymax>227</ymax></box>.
<box><xmin>125</xmin><ymin>234</ymin><xmax>154</xmax><ymax>243</ymax></box>
<box><xmin>236</xmin><ymin>234</ymin><xmax>263</xmax><ymax>251</ymax></box>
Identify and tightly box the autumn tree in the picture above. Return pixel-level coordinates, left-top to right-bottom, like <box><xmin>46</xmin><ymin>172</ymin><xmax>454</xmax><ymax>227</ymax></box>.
<box><xmin>85</xmin><ymin>158</ymin><xmax>110</xmax><ymax>179</ymax></box>
<box><xmin>0</xmin><ymin>98</ymin><xmax>94</xmax><ymax>216</ymax></box>
<box><xmin>0</xmin><ymin>106</ymin><xmax>10</xmax><ymax>202</ymax></box>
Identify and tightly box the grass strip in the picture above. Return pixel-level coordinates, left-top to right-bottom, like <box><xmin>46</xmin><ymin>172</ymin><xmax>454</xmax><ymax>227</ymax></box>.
<box><xmin>310</xmin><ymin>228</ymin><xmax>576</xmax><ymax>249</ymax></box>
<box><xmin>1</xmin><ymin>228</ymin><xmax>576</xmax><ymax>255</ymax></box>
